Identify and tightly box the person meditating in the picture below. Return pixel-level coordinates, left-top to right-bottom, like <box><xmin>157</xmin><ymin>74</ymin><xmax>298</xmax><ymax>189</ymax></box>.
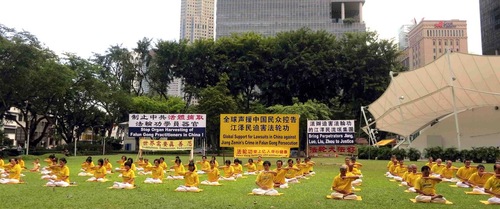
<box><xmin>175</xmin><ymin>162</ymin><xmax>201</xmax><ymax>192</ymax></box>
<box><xmin>201</xmin><ymin>160</ymin><xmax>221</xmax><ymax>186</ymax></box>
<box><xmin>439</xmin><ymin>160</ymin><xmax>458</xmax><ymax>182</ymax></box>
<box><xmin>46</xmin><ymin>158</ymin><xmax>70</xmax><ymax>187</ymax></box>
<box><xmin>414</xmin><ymin>166</ymin><xmax>446</xmax><ymax>203</ymax></box>
<box><xmin>144</xmin><ymin>159</ymin><xmax>164</xmax><ymax>184</ymax></box>
<box><xmin>467</xmin><ymin>164</ymin><xmax>494</xmax><ymax>194</ymax></box>
<box><xmin>0</xmin><ymin>159</ymin><xmax>22</xmax><ymax>184</ymax></box>
<box><xmin>484</xmin><ymin>163</ymin><xmax>500</xmax><ymax>204</ymax></box>
<box><xmin>112</xmin><ymin>161</ymin><xmax>135</xmax><ymax>189</ymax></box>
<box><xmin>456</xmin><ymin>160</ymin><xmax>477</xmax><ymax>188</ymax></box>
<box><xmin>87</xmin><ymin>159</ymin><xmax>107</xmax><ymax>182</ymax></box>
<box><xmin>251</xmin><ymin>161</ymin><xmax>278</xmax><ymax>196</ymax></box>
<box><xmin>330</xmin><ymin>165</ymin><xmax>360</xmax><ymax>200</ymax></box>
<box><xmin>273</xmin><ymin>160</ymin><xmax>288</xmax><ymax>189</ymax></box>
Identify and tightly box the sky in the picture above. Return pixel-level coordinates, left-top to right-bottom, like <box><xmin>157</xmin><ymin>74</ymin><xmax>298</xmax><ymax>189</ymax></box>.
<box><xmin>0</xmin><ymin>0</ymin><xmax>482</xmax><ymax>58</ymax></box>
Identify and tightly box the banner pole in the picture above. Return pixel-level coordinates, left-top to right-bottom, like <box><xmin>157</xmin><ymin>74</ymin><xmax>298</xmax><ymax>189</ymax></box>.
<box><xmin>190</xmin><ymin>137</ymin><xmax>194</xmax><ymax>160</ymax></box>
<box><xmin>306</xmin><ymin>137</ymin><xmax>309</xmax><ymax>157</ymax></box>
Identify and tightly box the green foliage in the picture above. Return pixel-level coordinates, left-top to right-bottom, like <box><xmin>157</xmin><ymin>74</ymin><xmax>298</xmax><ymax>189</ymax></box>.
<box><xmin>470</xmin><ymin>147</ymin><xmax>485</xmax><ymax>163</ymax></box>
<box><xmin>390</xmin><ymin>148</ymin><xmax>407</xmax><ymax>160</ymax></box>
<box><xmin>130</xmin><ymin>96</ymin><xmax>185</xmax><ymax>114</ymax></box>
<box><xmin>407</xmin><ymin>148</ymin><xmax>421</xmax><ymax>161</ymax></box>
<box><xmin>442</xmin><ymin>147</ymin><xmax>460</xmax><ymax>162</ymax></box>
<box><xmin>460</xmin><ymin>149</ymin><xmax>473</xmax><ymax>162</ymax></box>
<box><xmin>357</xmin><ymin>145</ymin><xmax>378</xmax><ymax>160</ymax></box>
<box><xmin>483</xmin><ymin>146</ymin><xmax>500</xmax><ymax>163</ymax></box>
<box><xmin>423</xmin><ymin>146</ymin><xmax>444</xmax><ymax>159</ymax></box>
<box><xmin>376</xmin><ymin>146</ymin><xmax>392</xmax><ymax>160</ymax></box>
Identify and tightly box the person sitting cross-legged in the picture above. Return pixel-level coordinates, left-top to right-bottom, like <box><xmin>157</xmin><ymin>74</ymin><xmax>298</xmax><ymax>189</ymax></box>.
<box><xmin>439</xmin><ymin>160</ymin><xmax>459</xmax><ymax>182</ymax></box>
<box><xmin>414</xmin><ymin>166</ymin><xmax>446</xmax><ymax>203</ymax></box>
<box><xmin>484</xmin><ymin>163</ymin><xmax>500</xmax><ymax>204</ymax></box>
<box><xmin>330</xmin><ymin>165</ymin><xmax>360</xmax><ymax>200</ymax></box>
<box><xmin>175</xmin><ymin>162</ymin><xmax>200</xmax><ymax>192</ymax></box>
<box><xmin>455</xmin><ymin>159</ymin><xmax>477</xmax><ymax>188</ymax></box>
<box><xmin>251</xmin><ymin>161</ymin><xmax>278</xmax><ymax>196</ymax></box>
<box><xmin>467</xmin><ymin>164</ymin><xmax>494</xmax><ymax>194</ymax></box>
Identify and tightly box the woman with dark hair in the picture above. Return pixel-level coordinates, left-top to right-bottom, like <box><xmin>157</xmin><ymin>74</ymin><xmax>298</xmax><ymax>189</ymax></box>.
<box><xmin>78</xmin><ymin>157</ymin><xmax>94</xmax><ymax>176</ymax></box>
<box><xmin>219</xmin><ymin>160</ymin><xmax>235</xmax><ymax>181</ymax></box>
<box><xmin>46</xmin><ymin>158</ymin><xmax>70</xmax><ymax>187</ymax></box>
<box><xmin>232</xmin><ymin>159</ymin><xmax>243</xmax><ymax>178</ymax></box>
<box><xmin>112</xmin><ymin>161</ymin><xmax>135</xmax><ymax>189</ymax></box>
<box><xmin>175</xmin><ymin>162</ymin><xmax>200</xmax><ymax>192</ymax></box>
<box><xmin>87</xmin><ymin>159</ymin><xmax>107</xmax><ymax>182</ymax></box>
<box><xmin>252</xmin><ymin>161</ymin><xmax>278</xmax><ymax>195</ymax></box>
<box><xmin>115</xmin><ymin>155</ymin><xmax>127</xmax><ymax>171</ymax></box>
<box><xmin>167</xmin><ymin>158</ymin><xmax>185</xmax><ymax>180</ymax></box>
<box><xmin>0</xmin><ymin>158</ymin><xmax>22</xmax><ymax>184</ymax></box>
<box><xmin>144</xmin><ymin>159</ymin><xmax>163</xmax><ymax>184</ymax></box>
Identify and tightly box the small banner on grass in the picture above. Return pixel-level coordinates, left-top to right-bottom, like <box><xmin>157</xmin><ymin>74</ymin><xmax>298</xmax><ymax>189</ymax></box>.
<box><xmin>234</xmin><ymin>147</ymin><xmax>290</xmax><ymax>158</ymax></box>
<box><xmin>308</xmin><ymin>145</ymin><xmax>358</xmax><ymax>157</ymax></box>
<box><xmin>139</xmin><ymin>139</ymin><xmax>193</xmax><ymax>151</ymax></box>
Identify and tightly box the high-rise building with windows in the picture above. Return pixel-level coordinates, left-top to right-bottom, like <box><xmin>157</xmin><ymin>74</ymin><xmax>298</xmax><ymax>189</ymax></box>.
<box><xmin>407</xmin><ymin>20</ymin><xmax>468</xmax><ymax>70</ymax></box>
<box><xmin>180</xmin><ymin>0</ymin><xmax>215</xmax><ymax>42</ymax></box>
<box><xmin>216</xmin><ymin>0</ymin><xmax>366</xmax><ymax>39</ymax></box>
<box><xmin>479</xmin><ymin>0</ymin><xmax>500</xmax><ymax>55</ymax></box>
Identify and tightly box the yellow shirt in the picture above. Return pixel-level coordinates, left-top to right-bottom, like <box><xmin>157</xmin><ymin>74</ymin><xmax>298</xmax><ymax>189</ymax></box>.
<box><xmin>296</xmin><ymin>163</ymin><xmax>306</xmax><ymax>176</ymax></box>
<box><xmin>81</xmin><ymin>162</ymin><xmax>95</xmax><ymax>172</ymax></box>
<box><xmin>348</xmin><ymin>167</ymin><xmax>362</xmax><ymax>176</ymax></box>
<box><xmin>207</xmin><ymin>168</ymin><xmax>220</xmax><ymax>182</ymax></box>
<box><xmin>299</xmin><ymin>163</ymin><xmax>310</xmax><ymax>175</ymax></box>
<box><xmin>143</xmin><ymin>162</ymin><xmax>153</xmax><ymax>172</ymax></box>
<box><xmin>173</xmin><ymin>164</ymin><xmax>185</xmax><ymax>176</ymax></box>
<box><xmin>57</xmin><ymin>165</ymin><xmax>70</xmax><ymax>183</ymax></box>
<box><xmin>256</xmin><ymin>160</ymin><xmax>264</xmax><ymax>171</ymax></box>
<box><xmin>353</xmin><ymin>162</ymin><xmax>362</xmax><ymax>169</ymax></box>
<box><xmin>406</xmin><ymin>173</ymin><xmax>422</xmax><ymax>186</ymax></box>
<box><xmin>184</xmin><ymin>172</ymin><xmax>199</xmax><ymax>187</ymax></box>
<box><xmin>160</xmin><ymin>162</ymin><xmax>168</xmax><ymax>170</ymax></box>
<box><xmin>387</xmin><ymin>161</ymin><xmax>394</xmax><ymax>170</ymax></box>
<box><xmin>425</xmin><ymin>162</ymin><xmax>436</xmax><ymax>168</ymax></box>
<box><xmin>308</xmin><ymin>161</ymin><xmax>315</xmax><ymax>172</ymax></box>
<box><xmin>456</xmin><ymin>167</ymin><xmax>477</xmax><ymax>181</ymax></box>
<box><xmin>402</xmin><ymin>171</ymin><xmax>409</xmax><ymax>182</ymax></box>
<box><xmin>44</xmin><ymin>158</ymin><xmax>52</xmax><ymax>165</ymax></box>
<box><xmin>93</xmin><ymin>166</ymin><xmax>107</xmax><ymax>178</ymax></box>
<box><xmin>232</xmin><ymin>164</ymin><xmax>243</xmax><ymax>174</ymax></box>
<box><xmin>389</xmin><ymin>164</ymin><xmax>398</xmax><ymax>174</ymax></box>
<box><xmin>50</xmin><ymin>164</ymin><xmax>60</xmax><ymax>175</ymax></box>
<box><xmin>285</xmin><ymin>166</ymin><xmax>299</xmax><ymax>178</ymax></box>
<box><xmin>332</xmin><ymin>173</ymin><xmax>355</xmax><ymax>193</ymax></box>
<box><xmin>130</xmin><ymin>164</ymin><xmax>137</xmax><ymax>171</ymax></box>
<box><xmin>245</xmin><ymin>163</ymin><xmax>257</xmax><ymax>172</ymax></box>
<box><xmin>273</xmin><ymin>168</ymin><xmax>287</xmax><ymax>184</ymax></box>
<box><xmin>137</xmin><ymin>160</ymin><xmax>146</xmax><ymax>168</ymax></box>
<box><xmin>468</xmin><ymin>172</ymin><xmax>493</xmax><ymax>187</ymax></box>
<box><xmin>214</xmin><ymin>160</ymin><xmax>219</xmax><ymax>168</ymax></box>
<box><xmin>118</xmin><ymin>160</ymin><xmax>125</xmax><ymax>169</ymax></box>
<box><xmin>431</xmin><ymin>164</ymin><xmax>445</xmax><ymax>174</ymax></box>
<box><xmin>440</xmin><ymin>166</ymin><xmax>457</xmax><ymax>179</ymax></box>
<box><xmin>104</xmin><ymin>162</ymin><xmax>113</xmax><ymax>171</ymax></box>
<box><xmin>152</xmin><ymin>166</ymin><xmax>164</xmax><ymax>179</ymax></box>
<box><xmin>122</xmin><ymin>169</ymin><xmax>135</xmax><ymax>184</ymax></box>
<box><xmin>256</xmin><ymin>171</ymin><xmax>275</xmax><ymax>189</ymax></box>
<box><xmin>199</xmin><ymin>161</ymin><xmax>210</xmax><ymax>171</ymax></box>
<box><xmin>414</xmin><ymin>177</ymin><xmax>439</xmax><ymax>195</ymax></box>
<box><xmin>18</xmin><ymin>160</ymin><xmax>25</xmax><ymax>168</ymax></box>
<box><xmin>222</xmin><ymin>166</ymin><xmax>234</xmax><ymax>178</ymax></box>
<box><xmin>394</xmin><ymin>166</ymin><xmax>408</xmax><ymax>177</ymax></box>
<box><xmin>484</xmin><ymin>177</ymin><xmax>500</xmax><ymax>195</ymax></box>
<box><xmin>8</xmin><ymin>164</ymin><xmax>22</xmax><ymax>180</ymax></box>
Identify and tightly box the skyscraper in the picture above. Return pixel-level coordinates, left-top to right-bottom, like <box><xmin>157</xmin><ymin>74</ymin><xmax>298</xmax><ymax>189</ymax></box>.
<box><xmin>479</xmin><ymin>0</ymin><xmax>500</xmax><ymax>55</ymax></box>
<box><xmin>216</xmin><ymin>0</ymin><xmax>366</xmax><ymax>39</ymax></box>
<box><xmin>180</xmin><ymin>0</ymin><xmax>215</xmax><ymax>42</ymax></box>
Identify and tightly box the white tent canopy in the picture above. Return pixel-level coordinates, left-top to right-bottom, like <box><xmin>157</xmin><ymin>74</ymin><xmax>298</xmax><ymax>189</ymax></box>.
<box><xmin>365</xmin><ymin>53</ymin><xmax>500</xmax><ymax>140</ymax></box>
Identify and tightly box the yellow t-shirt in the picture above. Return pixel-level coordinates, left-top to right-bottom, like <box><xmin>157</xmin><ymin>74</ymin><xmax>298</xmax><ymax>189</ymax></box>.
<box><xmin>414</xmin><ymin>177</ymin><xmax>439</xmax><ymax>195</ymax></box>
<box><xmin>299</xmin><ymin>163</ymin><xmax>309</xmax><ymax>175</ymax></box>
<box><xmin>285</xmin><ymin>166</ymin><xmax>299</xmax><ymax>178</ymax></box>
<box><xmin>353</xmin><ymin>162</ymin><xmax>362</xmax><ymax>169</ymax></box>
<box><xmin>207</xmin><ymin>168</ymin><xmax>220</xmax><ymax>182</ymax></box>
<box><xmin>18</xmin><ymin>160</ymin><xmax>25</xmax><ymax>168</ymax></box>
<box><xmin>256</xmin><ymin>171</ymin><xmax>275</xmax><ymax>189</ymax></box>
<box><xmin>184</xmin><ymin>172</ymin><xmax>199</xmax><ymax>187</ymax></box>
<box><xmin>160</xmin><ymin>162</ymin><xmax>168</xmax><ymax>171</ymax></box>
<box><xmin>214</xmin><ymin>160</ymin><xmax>219</xmax><ymax>168</ymax></box>
<box><xmin>456</xmin><ymin>167</ymin><xmax>477</xmax><ymax>181</ymax></box>
<box><xmin>440</xmin><ymin>166</ymin><xmax>457</xmax><ymax>179</ymax></box>
<box><xmin>136</xmin><ymin>160</ymin><xmax>146</xmax><ymax>168</ymax></box>
<box><xmin>389</xmin><ymin>164</ymin><xmax>398</xmax><ymax>174</ymax></box>
<box><xmin>8</xmin><ymin>164</ymin><xmax>22</xmax><ymax>180</ymax></box>
<box><xmin>425</xmin><ymin>162</ymin><xmax>436</xmax><ymax>168</ymax></box>
<box><xmin>122</xmin><ymin>169</ymin><xmax>135</xmax><ymax>185</ymax></box>
<box><xmin>273</xmin><ymin>168</ymin><xmax>287</xmax><ymax>184</ymax></box>
<box><xmin>308</xmin><ymin>161</ymin><xmax>315</xmax><ymax>172</ymax></box>
<box><xmin>348</xmin><ymin>167</ymin><xmax>362</xmax><ymax>176</ymax></box>
<box><xmin>406</xmin><ymin>173</ymin><xmax>422</xmax><ymax>186</ymax></box>
<box><xmin>402</xmin><ymin>171</ymin><xmax>409</xmax><ymax>182</ymax></box>
<box><xmin>58</xmin><ymin>165</ymin><xmax>70</xmax><ymax>183</ymax></box>
<box><xmin>143</xmin><ymin>163</ymin><xmax>153</xmax><ymax>172</ymax></box>
<box><xmin>395</xmin><ymin>166</ymin><xmax>408</xmax><ymax>177</ymax></box>
<box><xmin>332</xmin><ymin>173</ymin><xmax>355</xmax><ymax>193</ymax></box>
<box><xmin>104</xmin><ymin>162</ymin><xmax>113</xmax><ymax>171</ymax></box>
<box><xmin>387</xmin><ymin>161</ymin><xmax>394</xmax><ymax>170</ymax></box>
<box><xmin>245</xmin><ymin>163</ymin><xmax>257</xmax><ymax>172</ymax></box>
<box><xmin>484</xmin><ymin>177</ymin><xmax>500</xmax><ymax>194</ymax></box>
<box><xmin>93</xmin><ymin>166</ymin><xmax>107</xmax><ymax>178</ymax></box>
<box><xmin>431</xmin><ymin>164</ymin><xmax>445</xmax><ymax>174</ymax></box>
<box><xmin>468</xmin><ymin>172</ymin><xmax>493</xmax><ymax>187</ymax></box>
<box><xmin>222</xmin><ymin>166</ymin><xmax>234</xmax><ymax>178</ymax></box>
<box><xmin>256</xmin><ymin>160</ymin><xmax>264</xmax><ymax>171</ymax></box>
<box><xmin>198</xmin><ymin>161</ymin><xmax>210</xmax><ymax>171</ymax></box>
<box><xmin>232</xmin><ymin>164</ymin><xmax>243</xmax><ymax>174</ymax></box>
<box><xmin>173</xmin><ymin>164</ymin><xmax>185</xmax><ymax>176</ymax></box>
<box><xmin>0</xmin><ymin>159</ymin><xmax>4</xmax><ymax>168</ymax></box>
<box><xmin>130</xmin><ymin>164</ymin><xmax>137</xmax><ymax>171</ymax></box>
<box><xmin>152</xmin><ymin>166</ymin><xmax>164</xmax><ymax>179</ymax></box>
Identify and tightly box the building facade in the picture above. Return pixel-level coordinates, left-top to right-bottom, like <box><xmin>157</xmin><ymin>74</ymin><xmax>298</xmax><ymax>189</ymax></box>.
<box><xmin>180</xmin><ymin>0</ymin><xmax>215</xmax><ymax>42</ymax></box>
<box><xmin>398</xmin><ymin>24</ymin><xmax>415</xmax><ymax>50</ymax></box>
<box><xmin>216</xmin><ymin>0</ymin><xmax>366</xmax><ymax>39</ymax></box>
<box><xmin>480</xmin><ymin>0</ymin><xmax>500</xmax><ymax>55</ymax></box>
<box><xmin>407</xmin><ymin>20</ymin><xmax>468</xmax><ymax>70</ymax></box>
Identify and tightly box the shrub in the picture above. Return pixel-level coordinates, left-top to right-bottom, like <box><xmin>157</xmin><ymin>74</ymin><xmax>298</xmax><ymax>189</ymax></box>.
<box><xmin>470</xmin><ymin>147</ymin><xmax>485</xmax><ymax>163</ymax></box>
<box><xmin>357</xmin><ymin>146</ymin><xmax>378</xmax><ymax>160</ymax></box>
<box><xmin>424</xmin><ymin>146</ymin><xmax>444</xmax><ymax>159</ymax></box>
<box><xmin>484</xmin><ymin>146</ymin><xmax>500</xmax><ymax>163</ymax></box>
<box><xmin>376</xmin><ymin>147</ymin><xmax>392</xmax><ymax>160</ymax></box>
<box><xmin>459</xmin><ymin>149</ymin><xmax>473</xmax><ymax>162</ymax></box>
<box><xmin>407</xmin><ymin>148</ymin><xmax>421</xmax><ymax>161</ymax></box>
<box><xmin>391</xmin><ymin>148</ymin><xmax>407</xmax><ymax>160</ymax></box>
<box><xmin>442</xmin><ymin>147</ymin><xmax>460</xmax><ymax>162</ymax></box>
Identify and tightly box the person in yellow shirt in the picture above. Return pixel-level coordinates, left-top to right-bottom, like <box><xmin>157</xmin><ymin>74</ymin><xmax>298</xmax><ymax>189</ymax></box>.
<box><xmin>439</xmin><ymin>160</ymin><xmax>459</xmax><ymax>182</ymax></box>
<box><xmin>330</xmin><ymin>165</ymin><xmax>360</xmax><ymax>200</ymax></box>
<box><xmin>30</xmin><ymin>158</ymin><xmax>41</xmax><ymax>172</ymax></box>
<box><xmin>16</xmin><ymin>157</ymin><xmax>26</xmax><ymax>169</ymax></box>
<box><xmin>201</xmin><ymin>160</ymin><xmax>221</xmax><ymax>185</ymax></box>
<box><xmin>386</xmin><ymin>155</ymin><xmax>397</xmax><ymax>176</ymax></box>
<box><xmin>285</xmin><ymin>159</ymin><xmax>300</xmax><ymax>184</ymax></box>
<box><xmin>112</xmin><ymin>161</ymin><xmax>135</xmax><ymax>189</ymax></box>
<box><xmin>138</xmin><ymin>159</ymin><xmax>153</xmax><ymax>175</ymax></box>
<box><xmin>219</xmin><ymin>160</ymin><xmax>236</xmax><ymax>181</ymax></box>
<box><xmin>404</xmin><ymin>164</ymin><xmax>422</xmax><ymax>193</ymax></box>
<box><xmin>350</xmin><ymin>156</ymin><xmax>362</xmax><ymax>170</ymax></box>
<box><xmin>484</xmin><ymin>163</ymin><xmax>500</xmax><ymax>204</ymax></box>
<box><xmin>414</xmin><ymin>165</ymin><xmax>446</xmax><ymax>203</ymax></box>
<box><xmin>196</xmin><ymin>156</ymin><xmax>210</xmax><ymax>174</ymax></box>
<box><xmin>78</xmin><ymin>157</ymin><xmax>95</xmax><ymax>176</ymax></box>
<box><xmin>232</xmin><ymin>159</ymin><xmax>243</xmax><ymax>178</ymax></box>
<box><xmin>295</xmin><ymin>158</ymin><xmax>306</xmax><ymax>179</ymax></box>
<box><xmin>244</xmin><ymin>159</ymin><xmax>257</xmax><ymax>175</ymax></box>
<box><xmin>273</xmin><ymin>160</ymin><xmax>288</xmax><ymax>189</ymax></box>
<box><xmin>347</xmin><ymin>163</ymin><xmax>363</xmax><ymax>186</ymax></box>
<box><xmin>255</xmin><ymin>156</ymin><xmax>264</xmax><ymax>172</ymax></box>
<box><xmin>41</xmin><ymin>157</ymin><xmax>59</xmax><ymax>180</ymax></box>
<box><xmin>115</xmin><ymin>155</ymin><xmax>127</xmax><ymax>171</ymax></box>
<box><xmin>430</xmin><ymin>158</ymin><xmax>445</xmax><ymax>177</ymax></box>
<box><xmin>144</xmin><ymin>159</ymin><xmax>164</xmax><ymax>184</ymax></box>
<box><xmin>305</xmin><ymin>156</ymin><xmax>316</xmax><ymax>176</ymax></box>
<box><xmin>46</xmin><ymin>158</ymin><xmax>70</xmax><ymax>187</ymax></box>
<box><xmin>467</xmin><ymin>164</ymin><xmax>494</xmax><ymax>193</ymax></box>
<box><xmin>456</xmin><ymin>159</ymin><xmax>477</xmax><ymax>187</ymax></box>
<box><xmin>211</xmin><ymin>156</ymin><xmax>219</xmax><ymax>168</ymax></box>
<box><xmin>87</xmin><ymin>159</ymin><xmax>107</xmax><ymax>182</ymax></box>
<box><xmin>0</xmin><ymin>156</ymin><xmax>5</xmax><ymax>173</ymax></box>
<box><xmin>252</xmin><ymin>161</ymin><xmax>278</xmax><ymax>195</ymax></box>
<box><xmin>175</xmin><ymin>162</ymin><xmax>201</xmax><ymax>192</ymax></box>
<box><xmin>425</xmin><ymin>157</ymin><xmax>436</xmax><ymax>168</ymax></box>
<box><xmin>393</xmin><ymin>159</ymin><xmax>408</xmax><ymax>182</ymax></box>
<box><xmin>0</xmin><ymin>158</ymin><xmax>22</xmax><ymax>184</ymax></box>
<box><xmin>104</xmin><ymin>158</ymin><xmax>113</xmax><ymax>174</ymax></box>
<box><xmin>159</xmin><ymin>157</ymin><xmax>168</xmax><ymax>172</ymax></box>
<box><xmin>167</xmin><ymin>158</ymin><xmax>185</xmax><ymax>180</ymax></box>
<box><xmin>387</xmin><ymin>158</ymin><xmax>398</xmax><ymax>178</ymax></box>
<box><xmin>41</xmin><ymin>155</ymin><xmax>56</xmax><ymax>175</ymax></box>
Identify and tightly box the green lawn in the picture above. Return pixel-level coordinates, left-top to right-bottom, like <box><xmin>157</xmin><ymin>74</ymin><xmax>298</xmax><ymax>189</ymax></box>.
<box><xmin>0</xmin><ymin>154</ymin><xmax>495</xmax><ymax>209</ymax></box>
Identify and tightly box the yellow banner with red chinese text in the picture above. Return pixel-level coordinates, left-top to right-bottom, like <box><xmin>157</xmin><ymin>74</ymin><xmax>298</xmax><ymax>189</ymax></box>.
<box><xmin>234</xmin><ymin>147</ymin><xmax>290</xmax><ymax>158</ymax></box>
<box><xmin>308</xmin><ymin>145</ymin><xmax>358</xmax><ymax>157</ymax></box>
<box><xmin>139</xmin><ymin>139</ymin><xmax>193</xmax><ymax>151</ymax></box>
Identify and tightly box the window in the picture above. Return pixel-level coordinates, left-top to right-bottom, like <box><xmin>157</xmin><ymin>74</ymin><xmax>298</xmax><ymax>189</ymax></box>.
<box><xmin>445</xmin><ymin>40</ymin><xmax>447</xmax><ymax>45</ymax></box>
<box><xmin>456</xmin><ymin>39</ymin><xmax>460</xmax><ymax>46</ymax></box>
<box><xmin>434</xmin><ymin>56</ymin><xmax>436</xmax><ymax>60</ymax></box>
<box><xmin>439</xmin><ymin>48</ymin><xmax>442</xmax><ymax>53</ymax></box>
<box><xmin>439</xmin><ymin>40</ymin><xmax>441</xmax><ymax>45</ymax></box>
<box><xmin>433</xmin><ymin>40</ymin><xmax>436</xmax><ymax>46</ymax></box>
<box><xmin>433</xmin><ymin>48</ymin><xmax>436</xmax><ymax>53</ymax></box>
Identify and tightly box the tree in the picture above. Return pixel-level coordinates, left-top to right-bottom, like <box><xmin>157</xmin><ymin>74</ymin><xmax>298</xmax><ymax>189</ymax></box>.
<box><xmin>130</xmin><ymin>96</ymin><xmax>185</xmax><ymax>114</ymax></box>
<box><xmin>94</xmin><ymin>45</ymin><xmax>135</xmax><ymax>93</ymax></box>
<box><xmin>131</xmin><ymin>37</ymin><xmax>153</xmax><ymax>96</ymax></box>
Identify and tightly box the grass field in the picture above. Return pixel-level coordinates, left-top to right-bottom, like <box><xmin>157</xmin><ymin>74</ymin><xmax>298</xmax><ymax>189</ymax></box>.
<box><xmin>0</xmin><ymin>154</ymin><xmax>496</xmax><ymax>209</ymax></box>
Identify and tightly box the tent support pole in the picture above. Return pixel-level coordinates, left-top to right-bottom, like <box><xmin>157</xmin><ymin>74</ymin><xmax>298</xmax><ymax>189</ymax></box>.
<box><xmin>447</xmin><ymin>50</ymin><xmax>461</xmax><ymax>150</ymax></box>
<box><xmin>361</xmin><ymin>106</ymin><xmax>377</xmax><ymax>146</ymax></box>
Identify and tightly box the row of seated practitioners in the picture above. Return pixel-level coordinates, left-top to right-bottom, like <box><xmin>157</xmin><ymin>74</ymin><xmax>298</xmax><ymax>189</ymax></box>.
<box><xmin>385</xmin><ymin>155</ymin><xmax>500</xmax><ymax>204</ymax></box>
